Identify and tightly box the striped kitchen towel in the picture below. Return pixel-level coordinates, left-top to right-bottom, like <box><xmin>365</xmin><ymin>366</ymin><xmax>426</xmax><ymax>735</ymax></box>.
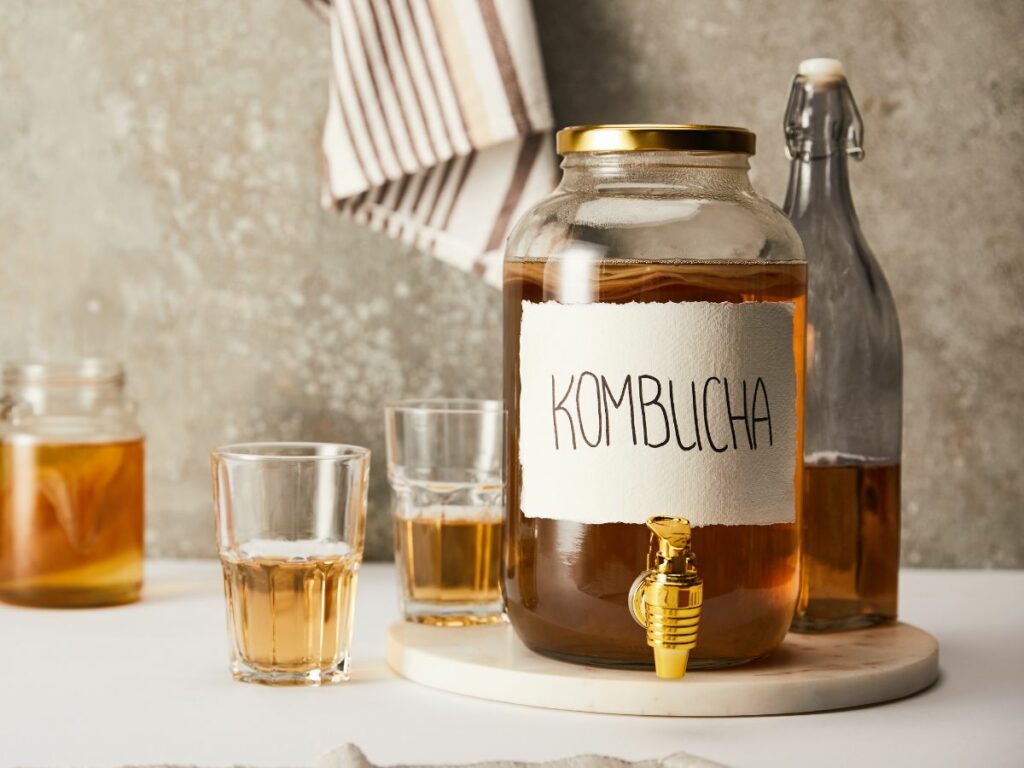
<box><xmin>309</xmin><ymin>0</ymin><xmax>558</xmax><ymax>287</ymax></box>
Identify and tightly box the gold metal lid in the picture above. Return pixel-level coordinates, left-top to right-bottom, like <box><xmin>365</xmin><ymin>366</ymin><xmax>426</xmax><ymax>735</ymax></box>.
<box><xmin>556</xmin><ymin>124</ymin><xmax>756</xmax><ymax>156</ymax></box>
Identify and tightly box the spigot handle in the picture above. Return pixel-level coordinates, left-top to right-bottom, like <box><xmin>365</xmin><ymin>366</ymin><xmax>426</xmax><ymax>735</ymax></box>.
<box><xmin>628</xmin><ymin>516</ymin><xmax>703</xmax><ymax>680</ymax></box>
<box><xmin>646</xmin><ymin>516</ymin><xmax>692</xmax><ymax>554</ymax></box>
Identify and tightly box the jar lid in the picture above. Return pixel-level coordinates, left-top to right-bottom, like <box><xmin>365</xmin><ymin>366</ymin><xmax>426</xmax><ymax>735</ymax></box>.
<box><xmin>556</xmin><ymin>124</ymin><xmax>756</xmax><ymax>156</ymax></box>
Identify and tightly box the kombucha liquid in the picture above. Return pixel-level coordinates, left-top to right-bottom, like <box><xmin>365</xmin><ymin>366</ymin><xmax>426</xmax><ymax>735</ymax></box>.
<box><xmin>0</xmin><ymin>438</ymin><xmax>144</xmax><ymax>607</ymax></box>
<box><xmin>794</xmin><ymin>454</ymin><xmax>900</xmax><ymax>631</ymax></box>
<box><xmin>394</xmin><ymin>505</ymin><xmax>503</xmax><ymax>625</ymax></box>
<box><xmin>504</xmin><ymin>259</ymin><xmax>806</xmax><ymax>667</ymax></box>
<box><xmin>221</xmin><ymin>541</ymin><xmax>359</xmax><ymax>682</ymax></box>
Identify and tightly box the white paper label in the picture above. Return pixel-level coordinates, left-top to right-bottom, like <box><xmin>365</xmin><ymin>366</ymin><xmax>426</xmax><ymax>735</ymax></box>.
<box><xmin>518</xmin><ymin>301</ymin><xmax>797</xmax><ymax>527</ymax></box>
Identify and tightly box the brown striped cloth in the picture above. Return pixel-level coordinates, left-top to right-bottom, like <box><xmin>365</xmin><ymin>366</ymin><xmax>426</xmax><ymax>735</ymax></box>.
<box><xmin>309</xmin><ymin>0</ymin><xmax>557</xmax><ymax>287</ymax></box>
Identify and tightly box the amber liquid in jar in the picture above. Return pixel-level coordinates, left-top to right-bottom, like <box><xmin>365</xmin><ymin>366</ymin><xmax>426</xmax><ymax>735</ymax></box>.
<box><xmin>796</xmin><ymin>454</ymin><xmax>900</xmax><ymax>629</ymax></box>
<box><xmin>504</xmin><ymin>259</ymin><xmax>806</xmax><ymax>668</ymax></box>
<box><xmin>0</xmin><ymin>438</ymin><xmax>144</xmax><ymax>607</ymax></box>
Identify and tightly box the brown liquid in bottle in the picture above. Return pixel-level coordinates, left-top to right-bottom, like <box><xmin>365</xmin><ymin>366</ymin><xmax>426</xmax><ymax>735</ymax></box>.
<box><xmin>795</xmin><ymin>455</ymin><xmax>900</xmax><ymax>630</ymax></box>
<box><xmin>504</xmin><ymin>259</ymin><xmax>806</xmax><ymax>668</ymax></box>
<box><xmin>0</xmin><ymin>439</ymin><xmax>144</xmax><ymax>607</ymax></box>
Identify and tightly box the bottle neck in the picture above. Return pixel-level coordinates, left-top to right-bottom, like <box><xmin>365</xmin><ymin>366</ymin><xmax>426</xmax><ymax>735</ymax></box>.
<box><xmin>782</xmin><ymin>72</ymin><xmax>864</xmax><ymax>226</ymax></box>
<box><xmin>784</xmin><ymin>150</ymin><xmax>857</xmax><ymax>219</ymax></box>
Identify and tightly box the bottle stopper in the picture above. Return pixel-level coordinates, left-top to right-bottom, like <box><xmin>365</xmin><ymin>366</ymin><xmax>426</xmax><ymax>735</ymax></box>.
<box><xmin>797</xmin><ymin>57</ymin><xmax>845</xmax><ymax>80</ymax></box>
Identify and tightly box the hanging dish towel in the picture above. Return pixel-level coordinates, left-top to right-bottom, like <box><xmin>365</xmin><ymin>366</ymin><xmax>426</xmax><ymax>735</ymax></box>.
<box><xmin>310</xmin><ymin>0</ymin><xmax>558</xmax><ymax>287</ymax></box>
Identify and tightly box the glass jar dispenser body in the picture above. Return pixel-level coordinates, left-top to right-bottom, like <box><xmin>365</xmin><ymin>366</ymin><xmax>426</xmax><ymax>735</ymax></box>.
<box><xmin>503</xmin><ymin>127</ymin><xmax>807</xmax><ymax>669</ymax></box>
<box><xmin>0</xmin><ymin>360</ymin><xmax>145</xmax><ymax>607</ymax></box>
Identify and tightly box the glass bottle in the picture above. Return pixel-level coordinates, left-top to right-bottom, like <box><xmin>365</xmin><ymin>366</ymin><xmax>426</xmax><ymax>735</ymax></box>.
<box><xmin>0</xmin><ymin>359</ymin><xmax>145</xmax><ymax>607</ymax></box>
<box><xmin>504</xmin><ymin>125</ymin><xmax>806</xmax><ymax>669</ymax></box>
<box><xmin>783</xmin><ymin>59</ymin><xmax>902</xmax><ymax>631</ymax></box>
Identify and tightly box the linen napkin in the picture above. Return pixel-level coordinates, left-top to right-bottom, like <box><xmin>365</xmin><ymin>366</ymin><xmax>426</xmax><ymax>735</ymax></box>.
<box><xmin>119</xmin><ymin>747</ymin><xmax>726</xmax><ymax>768</ymax></box>
<box><xmin>309</xmin><ymin>0</ymin><xmax>558</xmax><ymax>286</ymax></box>
<box><xmin>316</xmin><ymin>744</ymin><xmax>728</xmax><ymax>768</ymax></box>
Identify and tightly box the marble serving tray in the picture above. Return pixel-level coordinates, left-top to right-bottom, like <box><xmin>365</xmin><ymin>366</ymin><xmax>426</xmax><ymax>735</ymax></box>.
<box><xmin>387</xmin><ymin>621</ymin><xmax>939</xmax><ymax>716</ymax></box>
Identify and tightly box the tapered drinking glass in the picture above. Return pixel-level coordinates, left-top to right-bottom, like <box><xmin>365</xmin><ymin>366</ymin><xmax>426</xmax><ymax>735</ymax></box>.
<box><xmin>385</xmin><ymin>400</ymin><xmax>504</xmax><ymax>626</ymax></box>
<box><xmin>212</xmin><ymin>442</ymin><xmax>369</xmax><ymax>685</ymax></box>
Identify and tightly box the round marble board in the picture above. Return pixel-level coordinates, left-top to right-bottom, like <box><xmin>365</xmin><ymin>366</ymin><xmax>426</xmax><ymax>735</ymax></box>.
<box><xmin>387</xmin><ymin>621</ymin><xmax>939</xmax><ymax>717</ymax></box>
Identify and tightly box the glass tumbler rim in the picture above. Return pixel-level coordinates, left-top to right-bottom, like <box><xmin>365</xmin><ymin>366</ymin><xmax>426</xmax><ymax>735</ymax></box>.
<box><xmin>212</xmin><ymin>441</ymin><xmax>371</xmax><ymax>462</ymax></box>
<box><xmin>385</xmin><ymin>398</ymin><xmax>503</xmax><ymax>415</ymax></box>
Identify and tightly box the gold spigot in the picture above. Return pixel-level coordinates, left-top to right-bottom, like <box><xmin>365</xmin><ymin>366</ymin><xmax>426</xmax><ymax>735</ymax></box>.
<box><xmin>628</xmin><ymin>516</ymin><xmax>703</xmax><ymax>679</ymax></box>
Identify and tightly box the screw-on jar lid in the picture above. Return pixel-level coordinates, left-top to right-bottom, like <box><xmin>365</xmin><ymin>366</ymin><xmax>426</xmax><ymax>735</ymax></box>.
<box><xmin>556</xmin><ymin>124</ymin><xmax>756</xmax><ymax>156</ymax></box>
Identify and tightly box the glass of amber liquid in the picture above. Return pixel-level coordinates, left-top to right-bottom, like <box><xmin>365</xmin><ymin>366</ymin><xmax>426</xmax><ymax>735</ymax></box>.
<box><xmin>385</xmin><ymin>400</ymin><xmax>504</xmax><ymax>626</ymax></box>
<box><xmin>212</xmin><ymin>442</ymin><xmax>369</xmax><ymax>685</ymax></box>
<box><xmin>0</xmin><ymin>360</ymin><xmax>145</xmax><ymax>608</ymax></box>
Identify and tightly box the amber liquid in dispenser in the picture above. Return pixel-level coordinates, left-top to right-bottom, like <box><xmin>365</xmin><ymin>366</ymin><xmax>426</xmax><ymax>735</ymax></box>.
<box><xmin>222</xmin><ymin>543</ymin><xmax>359</xmax><ymax>677</ymax></box>
<box><xmin>504</xmin><ymin>259</ymin><xmax>806</xmax><ymax>667</ymax></box>
<box><xmin>0</xmin><ymin>439</ymin><xmax>144</xmax><ymax>607</ymax></box>
<box><xmin>394</xmin><ymin>507</ymin><xmax>502</xmax><ymax>624</ymax></box>
<box><xmin>798</xmin><ymin>454</ymin><xmax>900</xmax><ymax>628</ymax></box>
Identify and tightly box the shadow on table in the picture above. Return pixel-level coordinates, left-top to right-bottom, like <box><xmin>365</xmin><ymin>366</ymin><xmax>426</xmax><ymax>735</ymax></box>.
<box><xmin>349</xmin><ymin>659</ymin><xmax>396</xmax><ymax>684</ymax></box>
<box><xmin>142</xmin><ymin>577</ymin><xmax>220</xmax><ymax>603</ymax></box>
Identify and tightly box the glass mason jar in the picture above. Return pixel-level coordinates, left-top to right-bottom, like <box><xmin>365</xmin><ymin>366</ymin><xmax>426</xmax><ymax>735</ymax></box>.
<box><xmin>503</xmin><ymin>125</ymin><xmax>806</xmax><ymax>669</ymax></box>
<box><xmin>0</xmin><ymin>359</ymin><xmax>145</xmax><ymax>607</ymax></box>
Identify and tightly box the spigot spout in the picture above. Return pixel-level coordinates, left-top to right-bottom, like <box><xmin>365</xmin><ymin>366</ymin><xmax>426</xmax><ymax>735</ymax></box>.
<box><xmin>628</xmin><ymin>516</ymin><xmax>703</xmax><ymax>679</ymax></box>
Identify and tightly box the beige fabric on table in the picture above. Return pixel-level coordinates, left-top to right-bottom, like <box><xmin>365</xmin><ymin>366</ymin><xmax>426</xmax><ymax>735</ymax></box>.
<box><xmin>315</xmin><ymin>744</ymin><xmax>729</xmax><ymax>768</ymax></box>
<box><xmin>309</xmin><ymin>0</ymin><xmax>558</xmax><ymax>287</ymax></box>
<box><xmin>118</xmin><ymin>746</ymin><xmax>726</xmax><ymax>768</ymax></box>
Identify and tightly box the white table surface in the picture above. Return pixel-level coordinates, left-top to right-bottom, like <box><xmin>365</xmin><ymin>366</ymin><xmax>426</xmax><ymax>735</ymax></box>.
<box><xmin>2</xmin><ymin>561</ymin><xmax>1022</xmax><ymax>768</ymax></box>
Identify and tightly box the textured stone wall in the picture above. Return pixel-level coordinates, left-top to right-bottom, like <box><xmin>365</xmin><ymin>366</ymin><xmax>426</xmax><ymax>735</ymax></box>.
<box><xmin>1</xmin><ymin>1</ymin><xmax>1020</xmax><ymax>566</ymax></box>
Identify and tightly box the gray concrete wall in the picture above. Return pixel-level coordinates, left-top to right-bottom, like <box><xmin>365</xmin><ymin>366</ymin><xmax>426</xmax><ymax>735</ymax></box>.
<box><xmin>1</xmin><ymin>1</ymin><xmax>1020</xmax><ymax>566</ymax></box>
